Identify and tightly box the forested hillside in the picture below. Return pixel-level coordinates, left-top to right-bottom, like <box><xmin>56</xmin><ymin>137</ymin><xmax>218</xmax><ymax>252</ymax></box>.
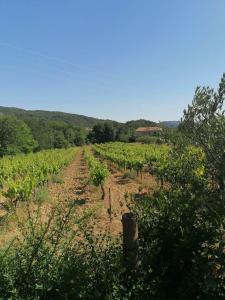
<box><xmin>0</xmin><ymin>106</ymin><xmax>161</xmax><ymax>129</ymax></box>
<box><xmin>0</xmin><ymin>106</ymin><xmax>165</xmax><ymax>155</ymax></box>
<box><xmin>0</xmin><ymin>113</ymin><xmax>86</xmax><ymax>155</ymax></box>
<box><xmin>0</xmin><ymin>106</ymin><xmax>110</xmax><ymax>128</ymax></box>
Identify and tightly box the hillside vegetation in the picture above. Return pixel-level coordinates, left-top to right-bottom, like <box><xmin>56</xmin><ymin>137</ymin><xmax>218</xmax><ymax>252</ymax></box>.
<box><xmin>0</xmin><ymin>106</ymin><xmax>164</xmax><ymax>154</ymax></box>
<box><xmin>0</xmin><ymin>106</ymin><xmax>107</xmax><ymax>128</ymax></box>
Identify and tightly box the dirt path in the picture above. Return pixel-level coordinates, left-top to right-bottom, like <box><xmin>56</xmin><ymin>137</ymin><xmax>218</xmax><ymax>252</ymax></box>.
<box><xmin>48</xmin><ymin>149</ymin><xmax>91</xmax><ymax>206</ymax></box>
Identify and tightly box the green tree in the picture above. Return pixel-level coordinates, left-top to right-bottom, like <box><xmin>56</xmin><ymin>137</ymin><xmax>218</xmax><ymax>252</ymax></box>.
<box><xmin>88</xmin><ymin>123</ymin><xmax>104</xmax><ymax>143</ymax></box>
<box><xmin>103</xmin><ymin>123</ymin><xmax>115</xmax><ymax>142</ymax></box>
<box><xmin>53</xmin><ymin>131</ymin><xmax>69</xmax><ymax>149</ymax></box>
<box><xmin>24</xmin><ymin>118</ymin><xmax>55</xmax><ymax>150</ymax></box>
<box><xmin>88</xmin><ymin>122</ymin><xmax>115</xmax><ymax>143</ymax></box>
<box><xmin>0</xmin><ymin>116</ymin><xmax>38</xmax><ymax>156</ymax></box>
<box><xmin>181</xmin><ymin>73</ymin><xmax>225</xmax><ymax>194</ymax></box>
<box><xmin>64</xmin><ymin>127</ymin><xmax>75</xmax><ymax>145</ymax></box>
<box><xmin>73</xmin><ymin>128</ymin><xmax>86</xmax><ymax>146</ymax></box>
<box><xmin>64</xmin><ymin>126</ymin><xmax>86</xmax><ymax>146</ymax></box>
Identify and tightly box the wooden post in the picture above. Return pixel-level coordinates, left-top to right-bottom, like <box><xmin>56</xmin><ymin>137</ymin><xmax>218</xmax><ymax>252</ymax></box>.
<box><xmin>160</xmin><ymin>176</ymin><xmax>164</xmax><ymax>187</ymax></box>
<box><xmin>107</xmin><ymin>188</ymin><xmax>112</xmax><ymax>221</ymax></box>
<box><xmin>122</xmin><ymin>212</ymin><xmax>139</xmax><ymax>270</ymax></box>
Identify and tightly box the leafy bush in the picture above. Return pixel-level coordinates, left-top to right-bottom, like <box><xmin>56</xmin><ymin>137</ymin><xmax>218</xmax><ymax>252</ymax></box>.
<box><xmin>0</xmin><ymin>203</ymin><xmax>123</xmax><ymax>299</ymax></box>
<box><xmin>129</xmin><ymin>189</ymin><xmax>225</xmax><ymax>299</ymax></box>
<box><xmin>153</xmin><ymin>145</ymin><xmax>206</xmax><ymax>190</ymax></box>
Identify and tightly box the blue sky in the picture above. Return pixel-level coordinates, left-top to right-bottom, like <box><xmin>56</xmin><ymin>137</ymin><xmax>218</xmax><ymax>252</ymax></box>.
<box><xmin>0</xmin><ymin>1</ymin><xmax>225</xmax><ymax>122</ymax></box>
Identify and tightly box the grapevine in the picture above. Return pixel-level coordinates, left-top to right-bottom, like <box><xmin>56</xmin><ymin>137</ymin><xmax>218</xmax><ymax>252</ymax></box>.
<box><xmin>84</xmin><ymin>147</ymin><xmax>109</xmax><ymax>199</ymax></box>
<box><xmin>93</xmin><ymin>142</ymin><xmax>205</xmax><ymax>187</ymax></box>
<box><xmin>0</xmin><ymin>147</ymin><xmax>79</xmax><ymax>206</ymax></box>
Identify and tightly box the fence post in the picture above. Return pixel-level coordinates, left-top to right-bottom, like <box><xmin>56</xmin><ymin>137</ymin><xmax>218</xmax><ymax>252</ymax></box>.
<box><xmin>122</xmin><ymin>212</ymin><xmax>139</xmax><ymax>270</ymax></box>
<box><xmin>107</xmin><ymin>188</ymin><xmax>112</xmax><ymax>221</ymax></box>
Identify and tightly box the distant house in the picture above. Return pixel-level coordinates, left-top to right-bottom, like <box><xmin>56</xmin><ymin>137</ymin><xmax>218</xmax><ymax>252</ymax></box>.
<box><xmin>135</xmin><ymin>126</ymin><xmax>162</xmax><ymax>136</ymax></box>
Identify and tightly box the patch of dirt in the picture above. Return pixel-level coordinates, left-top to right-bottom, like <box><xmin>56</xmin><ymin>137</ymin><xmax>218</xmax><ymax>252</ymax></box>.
<box><xmin>47</xmin><ymin>150</ymin><xmax>101</xmax><ymax>212</ymax></box>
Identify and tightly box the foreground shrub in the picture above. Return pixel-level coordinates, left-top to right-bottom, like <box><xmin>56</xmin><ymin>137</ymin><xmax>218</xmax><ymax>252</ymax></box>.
<box><xmin>130</xmin><ymin>189</ymin><xmax>225</xmax><ymax>300</ymax></box>
<box><xmin>0</xmin><ymin>203</ymin><xmax>123</xmax><ymax>299</ymax></box>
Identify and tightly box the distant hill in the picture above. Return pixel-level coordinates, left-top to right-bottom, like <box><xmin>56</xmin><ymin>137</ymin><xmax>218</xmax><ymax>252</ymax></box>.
<box><xmin>0</xmin><ymin>106</ymin><xmax>178</xmax><ymax>129</ymax></box>
<box><xmin>0</xmin><ymin>106</ymin><xmax>119</xmax><ymax>128</ymax></box>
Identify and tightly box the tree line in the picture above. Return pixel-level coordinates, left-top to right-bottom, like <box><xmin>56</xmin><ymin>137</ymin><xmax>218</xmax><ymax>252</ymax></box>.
<box><xmin>0</xmin><ymin>114</ymin><xmax>162</xmax><ymax>156</ymax></box>
<box><xmin>0</xmin><ymin>115</ymin><xmax>86</xmax><ymax>156</ymax></box>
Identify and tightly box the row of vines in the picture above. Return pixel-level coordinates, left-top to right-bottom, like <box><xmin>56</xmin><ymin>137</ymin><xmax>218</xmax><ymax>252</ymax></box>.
<box><xmin>84</xmin><ymin>147</ymin><xmax>109</xmax><ymax>199</ymax></box>
<box><xmin>0</xmin><ymin>147</ymin><xmax>79</xmax><ymax>206</ymax></box>
<box><xmin>93</xmin><ymin>142</ymin><xmax>169</xmax><ymax>174</ymax></box>
<box><xmin>93</xmin><ymin>142</ymin><xmax>206</xmax><ymax>188</ymax></box>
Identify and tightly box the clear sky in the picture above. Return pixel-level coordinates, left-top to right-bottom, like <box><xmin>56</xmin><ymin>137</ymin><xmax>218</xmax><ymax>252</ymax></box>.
<box><xmin>0</xmin><ymin>1</ymin><xmax>225</xmax><ymax>122</ymax></box>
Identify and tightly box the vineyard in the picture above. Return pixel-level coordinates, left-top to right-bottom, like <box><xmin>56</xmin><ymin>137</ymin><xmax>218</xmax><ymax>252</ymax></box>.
<box><xmin>0</xmin><ymin>148</ymin><xmax>78</xmax><ymax>207</ymax></box>
<box><xmin>1</xmin><ymin>2</ymin><xmax>225</xmax><ymax>297</ymax></box>
<box><xmin>93</xmin><ymin>142</ymin><xmax>206</xmax><ymax>188</ymax></box>
<box><xmin>0</xmin><ymin>142</ymin><xmax>207</xmax><ymax>218</ymax></box>
<box><xmin>0</xmin><ymin>143</ymin><xmax>164</xmax><ymax>224</ymax></box>
<box><xmin>93</xmin><ymin>142</ymin><xmax>169</xmax><ymax>174</ymax></box>
<box><xmin>0</xmin><ymin>138</ymin><xmax>224</xmax><ymax>298</ymax></box>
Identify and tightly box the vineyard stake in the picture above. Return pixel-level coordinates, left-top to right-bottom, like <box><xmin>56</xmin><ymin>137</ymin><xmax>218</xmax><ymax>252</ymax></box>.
<box><xmin>108</xmin><ymin>188</ymin><xmax>112</xmax><ymax>221</ymax></box>
<box><xmin>160</xmin><ymin>176</ymin><xmax>164</xmax><ymax>187</ymax></box>
<box><xmin>122</xmin><ymin>212</ymin><xmax>139</xmax><ymax>270</ymax></box>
